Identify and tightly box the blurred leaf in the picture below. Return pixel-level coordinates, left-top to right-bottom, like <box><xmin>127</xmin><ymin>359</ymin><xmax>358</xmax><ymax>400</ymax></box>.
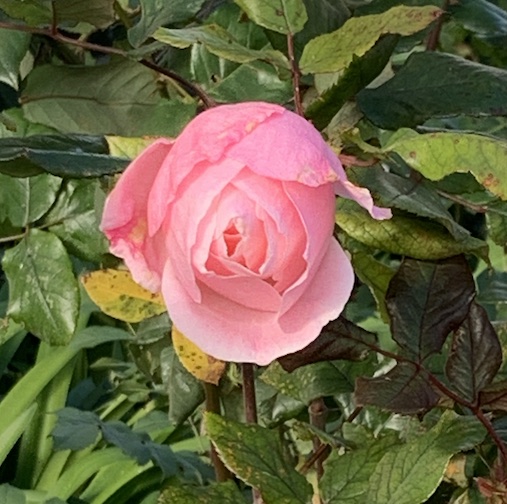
<box><xmin>0</xmin><ymin>108</ymin><xmax>58</xmax><ymax>139</ymax></box>
<box><xmin>128</xmin><ymin>0</ymin><xmax>206</xmax><ymax>47</ymax></box>
<box><xmin>477</xmin><ymin>269</ymin><xmax>507</xmax><ymax>305</ymax></box>
<box><xmin>278</xmin><ymin>316</ymin><xmax>376</xmax><ymax>371</ymax></box>
<box><xmin>0</xmin><ymin>134</ymin><xmax>128</xmax><ymax>178</ymax></box>
<box><xmin>0</xmin><ymin>173</ymin><xmax>61</xmax><ymax>227</ymax></box>
<box><xmin>0</xmin><ymin>484</ymin><xmax>26</xmax><ymax>504</ymax></box>
<box><xmin>262</xmin><ymin>361</ymin><xmax>354</xmax><ymax>403</ymax></box>
<box><xmin>446</xmin><ymin>302</ymin><xmax>502</xmax><ymax>402</ymax></box>
<box><xmin>385</xmin><ymin>256</ymin><xmax>476</xmax><ymax>360</ymax></box>
<box><xmin>159</xmin><ymin>481</ymin><xmax>246</xmax><ymax>504</ymax></box>
<box><xmin>351</xmin><ymin>253</ymin><xmax>395</xmax><ymax>321</ymax></box>
<box><xmin>320</xmin><ymin>432</ymin><xmax>400</xmax><ymax>504</ymax></box>
<box><xmin>161</xmin><ymin>347</ymin><xmax>204</xmax><ymax>424</ymax></box>
<box><xmin>367</xmin><ymin>411</ymin><xmax>485</xmax><ymax>504</ymax></box>
<box><xmin>450</xmin><ymin>0</ymin><xmax>507</xmax><ymax>37</ymax></box>
<box><xmin>172</xmin><ymin>326</ymin><xmax>226</xmax><ymax>385</ymax></box>
<box><xmin>46</xmin><ymin>179</ymin><xmax>109</xmax><ymax>262</ymax></box>
<box><xmin>154</xmin><ymin>25</ymin><xmax>289</xmax><ymax>69</ymax></box>
<box><xmin>106</xmin><ymin>136</ymin><xmax>160</xmax><ymax>159</ymax></box>
<box><xmin>354</xmin><ymin>0</ymin><xmax>445</xmax><ymax>15</ymax></box>
<box><xmin>0</xmin><ymin>317</ymin><xmax>24</xmax><ymax>346</ymax></box>
<box><xmin>355</xmin><ymin>362</ymin><xmax>439</xmax><ymax>414</ymax></box>
<box><xmin>234</xmin><ymin>0</ymin><xmax>308</xmax><ymax>35</ymax></box>
<box><xmin>348</xmin><ymin>165</ymin><xmax>470</xmax><ymax>241</ymax></box>
<box><xmin>479</xmin><ymin>380</ymin><xmax>507</xmax><ymax>411</ymax></box>
<box><xmin>210</xmin><ymin>61</ymin><xmax>292</xmax><ymax>103</ymax></box>
<box><xmin>0</xmin><ymin>30</ymin><xmax>30</xmax><ymax>90</ymax></box>
<box><xmin>53</xmin><ymin>0</ymin><xmax>115</xmax><ymax>29</ymax></box>
<box><xmin>21</xmin><ymin>60</ymin><xmax>196</xmax><ymax>136</ymax></box>
<box><xmin>305</xmin><ymin>35</ymin><xmax>397</xmax><ymax>129</ymax></box>
<box><xmin>52</xmin><ymin>407</ymin><xmax>100</xmax><ymax>451</ymax></box>
<box><xmin>358</xmin><ymin>52</ymin><xmax>507</xmax><ymax>129</ymax></box>
<box><xmin>0</xmin><ymin>0</ymin><xmax>52</xmax><ymax>24</ymax></box>
<box><xmin>336</xmin><ymin>200</ymin><xmax>489</xmax><ymax>261</ymax></box>
<box><xmin>299</xmin><ymin>5</ymin><xmax>441</xmax><ymax>74</ymax></box>
<box><xmin>385</xmin><ymin>129</ymin><xmax>507</xmax><ymax>200</ymax></box>
<box><xmin>487</xmin><ymin>200</ymin><xmax>507</xmax><ymax>247</ymax></box>
<box><xmin>205</xmin><ymin>413</ymin><xmax>313</xmax><ymax>504</ymax></box>
<box><xmin>81</xmin><ymin>269</ymin><xmax>166</xmax><ymax>323</ymax></box>
<box><xmin>3</xmin><ymin>230</ymin><xmax>79</xmax><ymax>345</ymax></box>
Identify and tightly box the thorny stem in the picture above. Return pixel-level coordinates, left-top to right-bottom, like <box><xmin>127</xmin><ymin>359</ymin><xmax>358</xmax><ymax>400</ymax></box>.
<box><xmin>0</xmin><ymin>21</ymin><xmax>215</xmax><ymax>109</ymax></box>
<box><xmin>286</xmin><ymin>32</ymin><xmax>303</xmax><ymax>116</ymax></box>
<box><xmin>426</xmin><ymin>0</ymin><xmax>450</xmax><ymax>51</ymax></box>
<box><xmin>204</xmin><ymin>383</ymin><xmax>233</xmax><ymax>482</ymax></box>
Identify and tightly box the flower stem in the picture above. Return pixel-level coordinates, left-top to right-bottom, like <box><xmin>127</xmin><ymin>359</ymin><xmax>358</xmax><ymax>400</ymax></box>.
<box><xmin>242</xmin><ymin>363</ymin><xmax>263</xmax><ymax>504</ymax></box>
<box><xmin>204</xmin><ymin>383</ymin><xmax>233</xmax><ymax>482</ymax></box>
<box><xmin>286</xmin><ymin>32</ymin><xmax>303</xmax><ymax>116</ymax></box>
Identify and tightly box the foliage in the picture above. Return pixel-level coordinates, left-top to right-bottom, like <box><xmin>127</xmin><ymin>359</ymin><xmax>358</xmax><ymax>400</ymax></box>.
<box><xmin>1</xmin><ymin>0</ymin><xmax>507</xmax><ymax>503</ymax></box>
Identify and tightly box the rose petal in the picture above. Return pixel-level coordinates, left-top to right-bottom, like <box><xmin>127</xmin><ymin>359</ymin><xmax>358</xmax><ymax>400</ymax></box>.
<box><xmin>100</xmin><ymin>138</ymin><xmax>174</xmax><ymax>291</ymax></box>
<box><xmin>161</xmin><ymin>238</ymin><xmax>353</xmax><ymax>365</ymax></box>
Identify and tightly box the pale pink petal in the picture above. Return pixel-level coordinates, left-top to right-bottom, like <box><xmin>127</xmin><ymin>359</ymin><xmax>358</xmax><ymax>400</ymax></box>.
<box><xmin>335</xmin><ymin>179</ymin><xmax>392</xmax><ymax>220</ymax></box>
<box><xmin>100</xmin><ymin>138</ymin><xmax>173</xmax><ymax>291</ymax></box>
<box><xmin>225</xmin><ymin>109</ymin><xmax>341</xmax><ymax>186</ymax></box>
<box><xmin>161</xmin><ymin>239</ymin><xmax>353</xmax><ymax>365</ymax></box>
<box><xmin>147</xmin><ymin>102</ymin><xmax>282</xmax><ymax>235</ymax></box>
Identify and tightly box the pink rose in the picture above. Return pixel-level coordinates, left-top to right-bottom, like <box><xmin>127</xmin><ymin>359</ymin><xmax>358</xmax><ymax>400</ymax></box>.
<box><xmin>101</xmin><ymin>102</ymin><xmax>390</xmax><ymax>365</ymax></box>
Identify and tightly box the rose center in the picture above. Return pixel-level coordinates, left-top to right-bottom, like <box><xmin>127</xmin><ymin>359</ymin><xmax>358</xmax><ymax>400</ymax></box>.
<box><xmin>223</xmin><ymin>222</ymin><xmax>242</xmax><ymax>257</ymax></box>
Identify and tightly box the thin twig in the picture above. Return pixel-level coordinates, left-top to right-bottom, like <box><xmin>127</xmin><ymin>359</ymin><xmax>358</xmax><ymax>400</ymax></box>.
<box><xmin>242</xmin><ymin>363</ymin><xmax>258</xmax><ymax>424</ymax></box>
<box><xmin>309</xmin><ymin>398</ymin><xmax>327</xmax><ymax>479</ymax></box>
<box><xmin>286</xmin><ymin>32</ymin><xmax>303</xmax><ymax>116</ymax></box>
<box><xmin>0</xmin><ymin>21</ymin><xmax>215</xmax><ymax>108</ymax></box>
<box><xmin>437</xmin><ymin>190</ymin><xmax>489</xmax><ymax>213</ymax></box>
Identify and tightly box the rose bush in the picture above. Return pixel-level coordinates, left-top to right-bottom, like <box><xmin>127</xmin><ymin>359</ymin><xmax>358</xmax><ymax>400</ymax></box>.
<box><xmin>101</xmin><ymin>102</ymin><xmax>390</xmax><ymax>365</ymax></box>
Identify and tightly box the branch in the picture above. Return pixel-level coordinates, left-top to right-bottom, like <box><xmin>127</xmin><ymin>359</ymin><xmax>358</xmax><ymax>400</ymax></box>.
<box><xmin>286</xmin><ymin>32</ymin><xmax>303</xmax><ymax>116</ymax></box>
<box><xmin>0</xmin><ymin>21</ymin><xmax>215</xmax><ymax>108</ymax></box>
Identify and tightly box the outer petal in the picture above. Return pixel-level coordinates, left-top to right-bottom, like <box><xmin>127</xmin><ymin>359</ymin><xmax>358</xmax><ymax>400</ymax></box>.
<box><xmin>161</xmin><ymin>238</ymin><xmax>353</xmax><ymax>365</ymax></box>
<box><xmin>335</xmin><ymin>179</ymin><xmax>392</xmax><ymax>220</ymax></box>
<box><xmin>100</xmin><ymin>139</ymin><xmax>173</xmax><ymax>291</ymax></box>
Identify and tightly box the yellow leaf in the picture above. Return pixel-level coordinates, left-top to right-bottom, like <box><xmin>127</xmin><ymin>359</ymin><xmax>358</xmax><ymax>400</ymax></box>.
<box><xmin>81</xmin><ymin>269</ymin><xmax>166</xmax><ymax>323</ymax></box>
<box><xmin>106</xmin><ymin>136</ymin><xmax>160</xmax><ymax>159</ymax></box>
<box><xmin>172</xmin><ymin>326</ymin><xmax>226</xmax><ymax>385</ymax></box>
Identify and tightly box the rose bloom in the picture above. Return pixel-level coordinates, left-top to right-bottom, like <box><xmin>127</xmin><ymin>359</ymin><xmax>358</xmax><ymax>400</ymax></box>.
<box><xmin>101</xmin><ymin>102</ymin><xmax>390</xmax><ymax>365</ymax></box>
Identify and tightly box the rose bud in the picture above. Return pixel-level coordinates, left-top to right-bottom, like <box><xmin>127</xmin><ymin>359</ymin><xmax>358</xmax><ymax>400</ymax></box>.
<box><xmin>101</xmin><ymin>102</ymin><xmax>391</xmax><ymax>365</ymax></box>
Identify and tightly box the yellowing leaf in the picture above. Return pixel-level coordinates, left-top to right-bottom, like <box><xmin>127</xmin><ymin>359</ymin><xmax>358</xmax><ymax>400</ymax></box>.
<box><xmin>81</xmin><ymin>269</ymin><xmax>166</xmax><ymax>323</ymax></box>
<box><xmin>172</xmin><ymin>326</ymin><xmax>226</xmax><ymax>385</ymax></box>
<box><xmin>300</xmin><ymin>5</ymin><xmax>442</xmax><ymax>74</ymax></box>
<box><xmin>106</xmin><ymin>136</ymin><xmax>161</xmax><ymax>159</ymax></box>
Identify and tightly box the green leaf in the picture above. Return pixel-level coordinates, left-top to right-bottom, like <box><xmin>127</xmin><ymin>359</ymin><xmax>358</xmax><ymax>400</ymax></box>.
<box><xmin>262</xmin><ymin>361</ymin><xmax>354</xmax><ymax>403</ymax></box>
<box><xmin>3</xmin><ymin>230</ymin><xmax>79</xmax><ymax>345</ymax></box>
<box><xmin>0</xmin><ymin>30</ymin><xmax>30</xmax><ymax>90</ymax></box>
<box><xmin>0</xmin><ymin>0</ymin><xmax>52</xmax><ymax>24</ymax></box>
<box><xmin>128</xmin><ymin>0</ymin><xmax>206</xmax><ymax>47</ymax></box>
<box><xmin>336</xmin><ymin>199</ymin><xmax>489</xmax><ymax>261</ymax></box>
<box><xmin>385</xmin><ymin>256</ymin><xmax>476</xmax><ymax>360</ymax></box>
<box><xmin>210</xmin><ymin>61</ymin><xmax>292</xmax><ymax>103</ymax></box>
<box><xmin>205</xmin><ymin>413</ymin><xmax>313</xmax><ymax>504</ymax></box>
<box><xmin>159</xmin><ymin>481</ymin><xmax>246</xmax><ymax>504</ymax></box>
<box><xmin>46</xmin><ymin>180</ymin><xmax>108</xmax><ymax>262</ymax></box>
<box><xmin>385</xmin><ymin>129</ymin><xmax>507</xmax><ymax>200</ymax></box>
<box><xmin>277</xmin><ymin>317</ymin><xmax>377</xmax><ymax>371</ymax></box>
<box><xmin>0</xmin><ymin>108</ymin><xmax>58</xmax><ymax>139</ymax></box>
<box><xmin>0</xmin><ymin>134</ymin><xmax>128</xmax><ymax>178</ymax></box>
<box><xmin>21</xmin><ymin>60</ymin><xmax>196</xmax><ymax>136</ymax></box>
<box><xmin>0</xmin><ymin>483</ymin><xmax>27</xmax><ymax>504</ymax></box>
<box><xmin>234</xmin><ymin>0</ymin><xmax>308</xmax><ymax>34</ymax></box>
<box><xmin>357</xmin><ymin>52</ymin><xmax>507</xmax><ymax>129</ymax></box>
<box><xmin>299</xmin><ymin>5</ymin><xmax>441</xmax><ymax>74</ymax></box>
<box><xmin>161</xmin><ymin>347</ymin><xmax>204</xmax><ymax>424</ymax></box>
<box><xmin>305</xmin><ymin>35</ymin><xmax>397</xmax><ymax>129</ymax></box>
<box><xmin>487</xmin><ymin>200</ymin><xmax>507</xmax><ymax>247</ymax></box>
<box><xmin>52</xmin><ymin>407</ymin><xmax>100</xmax><ymax>451</ymax></box>
<box><xmin>0</xmin><ymin>317</ymin><xmax>24</xmax><ymax>346</ymax></box>
<box><xmin>367</xmin><ymin>411</ymin><xmax>485</xmax><ymax>504</ymax></box>
<box><xmin>320</xmin><ymin>432</ymin><xmax>400</xmax><ymax>504</ymax></box>
<box><xmin>450</xmin><ymin>0</ymin><xmax>507</xmax><ymax>37</ymax></box>
<box><xmin>446</xmin><ymin>301</ymin><xmax>502</xmax><ymax>402</ymax></box>
<box><xmin>153</xmin><ymin>25</ymin><xmax>289</xmax><ymax>69</ymax></box>
<box><xmin>53</xmin><ymin>0</ymin><xmax>115</xmax><ymax>29</ymax></box>
<box><xmin>348</xmin><ymin>165</ymin><xmax>471</xmax><ymax>241</ymax></box>
<box><xmin>0</xmin><ymin>173</ymin><xmax>61</xmax><ymax>227</ymax></box>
